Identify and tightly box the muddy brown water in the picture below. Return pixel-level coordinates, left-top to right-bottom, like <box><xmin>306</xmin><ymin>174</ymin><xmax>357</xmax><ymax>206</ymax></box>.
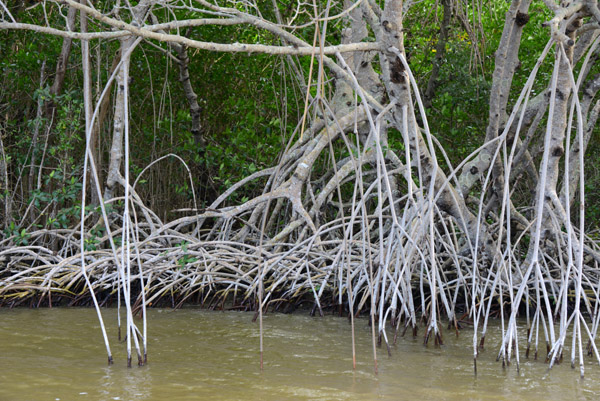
<box><xmin>1</xmin><ymin>308</ymin><xmax>599</xmax><ymax>400</ymax></box>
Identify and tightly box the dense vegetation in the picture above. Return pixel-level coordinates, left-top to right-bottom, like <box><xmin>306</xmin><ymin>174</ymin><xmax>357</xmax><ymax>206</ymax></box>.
<box><xmin>2</xmin><ymin>0</ymin><xmax>600</xmax><ymax>375</ymax></box>
<box><xmin>1</xmin><ymin>1</ymin><xmax>570</xmax><ymax>224</ymax></box>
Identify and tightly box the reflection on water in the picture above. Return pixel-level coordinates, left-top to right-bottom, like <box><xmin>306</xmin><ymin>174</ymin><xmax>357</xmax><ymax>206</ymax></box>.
<box><xmin>0</xmin><ymin>308</ymin><xmax>599</xmax><ymax>400</ymax></box>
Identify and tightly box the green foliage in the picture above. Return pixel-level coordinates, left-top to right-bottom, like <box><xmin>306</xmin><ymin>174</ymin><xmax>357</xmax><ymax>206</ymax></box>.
<box><xmin>404</xmin><ymin>3</ymin><xmax>493</xmax><ymax>167</ymax></box>
<box><xmin>83</xmin><ymin>225</ymin><xmax>105</xmax><ymax>251</ymax></box>
<box><xmin>177</xmin><ymin>241</ymin><xmax>197</xmax><ymax>269</ymax></box>
<box><xmin>3</xmin><ymin>222</ymin><xmax>30</xmax><ymax>245</ymax></box>
<box><xmin>1</xmin><ymin>0</ymin><xmax>599</xmax><ymax>233</ymax></box>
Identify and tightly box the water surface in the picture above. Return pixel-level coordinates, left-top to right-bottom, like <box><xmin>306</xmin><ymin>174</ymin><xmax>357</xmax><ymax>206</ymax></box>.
<box><xmin>1</xmin><ymin>308</ymin><xmax>599</xmax><ymax>400</ymax></box>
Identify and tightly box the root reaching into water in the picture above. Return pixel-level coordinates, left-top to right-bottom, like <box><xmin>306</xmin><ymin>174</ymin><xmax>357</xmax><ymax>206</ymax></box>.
<box><xmin>2</xmin><ymin>1</ymin><xmax>600</xmax><ymax>375</ymax></box>
<box><xmin>2</xmin><ymin>182</ymin><xmax>600</xmax><ymax>372</ymax></box>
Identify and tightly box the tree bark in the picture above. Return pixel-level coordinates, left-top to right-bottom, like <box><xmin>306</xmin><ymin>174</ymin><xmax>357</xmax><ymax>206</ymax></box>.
<box><xmin>46</xmin><ymin>5</ymin><xmax>77</xmax><ymax>113</ymax></box>
<box><xmin>459</xmin><ymin>0</ymin><xmax>532</xmax><ymax>199</ymax></box>
<box><xmin>90</xmin><ymin>51</ymin><xmax>120</xmax><ymax>207</ymax></box>
<box><xmin>104</xmin><ymin>1</ymin><xmax>152</xmax><ymax>201</ymax></box>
